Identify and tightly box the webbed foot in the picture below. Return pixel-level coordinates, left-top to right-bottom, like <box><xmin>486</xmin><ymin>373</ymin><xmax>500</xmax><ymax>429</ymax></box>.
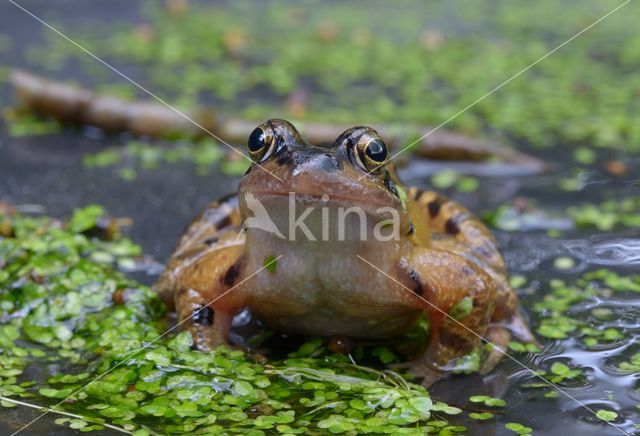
<box><xmin>390</xmin><ymin>359</ymin><xmax>445</xmax><ymax>387</ymax></box>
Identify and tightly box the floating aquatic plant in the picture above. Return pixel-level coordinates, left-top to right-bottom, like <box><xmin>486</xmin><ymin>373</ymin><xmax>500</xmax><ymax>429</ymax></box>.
<box><xmin>0</xmin><ymin>206</ymin><xmax>469</xmax><ymax>434</ymax></box>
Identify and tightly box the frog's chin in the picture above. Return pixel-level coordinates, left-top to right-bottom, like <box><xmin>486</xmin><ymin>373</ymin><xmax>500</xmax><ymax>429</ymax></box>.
<box><xmin>241</xmin><ymin>191</ymin><xmax>411</xmax><ymax>243</ymax></box>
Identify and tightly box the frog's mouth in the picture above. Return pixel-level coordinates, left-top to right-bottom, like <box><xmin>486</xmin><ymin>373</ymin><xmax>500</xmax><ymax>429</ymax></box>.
<box><xmin>251</xmin><ymin>190</ymin><xmax>398</xmax><ymax>213</ymax></box>
<box><xmin>238</xmin><ymin>158</ymin><xmax>411</xmax><ymax>241</ymax></box>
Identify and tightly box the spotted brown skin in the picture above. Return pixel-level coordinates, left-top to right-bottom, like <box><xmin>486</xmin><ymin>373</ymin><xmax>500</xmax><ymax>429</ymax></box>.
<box><xmin>155</xmin><ymin>119</ymin><xmax>534</xmax><ymax>385</ymax></box>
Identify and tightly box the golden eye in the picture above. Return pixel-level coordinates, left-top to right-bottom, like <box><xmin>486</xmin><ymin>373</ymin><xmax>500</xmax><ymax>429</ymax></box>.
<box><xmin>355</xmin><ymin>137</ymin><xmax>388</xmax><ymax>172</ymax></box>
<box><xmin>248</xmin><ymin>126</ymin><xmax>275</xmax><ymax>163</ymax></box>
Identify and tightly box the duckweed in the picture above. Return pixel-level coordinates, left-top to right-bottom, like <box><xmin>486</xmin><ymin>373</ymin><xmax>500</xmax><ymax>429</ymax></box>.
<box><xmin>0</xmin><ymin>206</ymin><xmax>470</xmax><ymax>434</ymax></box>
<box><xmin>2</xmin><ymin>209</ymin><xmax>638</xmax><ymax>433</ymax></box>
<box><xmin>431</xmin><ymin>171</ymin><xmax>479</xmax><ymax>194</ymax></box>
<box><xmin>22</xmin><ymin>0</ymin><xmax>640</xmax><ymax>152</ymax></box>
<box><xmin>3</xmin><ymin>111</ymin><xmax>62</xmax><ymax>137</ymax></box>
<box><xmin>469</xmin><ymin>412</ymin><xmax>493</xmax><ymax>420</ymax></box>
<box><xmin>263</xmin><ymin>255</ymin><xmax>278</xmax><ymax>273</ymax></box>
<box><xmin>486</xmin><ymin>197</ymin><xmax>640</xmax><ymax>233</ymax></box>
<box><xmin>508</xmin><ymin>266</ymin><xmax>640</xmax><ymax>430</ymax></box>
<box><xmin>449</xmin><ymin>296</ymin><xmax>473</xmax><ymax>321</ymax></box>
<box><xmin>533</xmin><ymin>272</ymin><xmax>639</xmax><ymax>352</ymax></box>
<box><xmin>548</xmin><ymin>362</ymin><xmax>582</xmax><ymax>383</ymax></box>
<box><xmin>618</xmin><ymin>353</ymin><xmax>640</xmax><ymax>374</ymax></box>
<box><xmin>505</xmin><ymin>422</ymin><xmax>533</xmax><ymax>435</ymax></box>
<box><xmin>83</xmin><ymin>139</ymin><xmax>243</xmax><ymax>180</ymax></box>
<box><xmin>468</xmin><ymin>395</ymin><xmax>506</xmax><ymax>408</ymax></box>
<box><xmin>596</xmin><ymin>409</ymin><xmax>618</xmax><ymax>423</ymax></box>
<box><xmin>568</xmin><ymin>198</ymin><xmax>640</xmax><ymax>231</ymax></box>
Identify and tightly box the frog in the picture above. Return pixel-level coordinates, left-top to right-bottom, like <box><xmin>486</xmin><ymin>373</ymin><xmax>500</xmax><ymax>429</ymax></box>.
<box><xmin>155</xmin><ymin>119</ymin><xmax>535</xmax><ymax>385</ymax></box>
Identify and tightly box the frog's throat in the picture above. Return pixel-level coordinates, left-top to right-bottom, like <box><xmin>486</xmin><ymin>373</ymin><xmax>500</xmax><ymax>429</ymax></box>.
<box><xmin>239</xmin><ymin>192</ymin><xmax>411</xmax><ymax>233</ymax></box>
<box><xmin>240</xmin><ymin>191</ymin><xmax>411</xmax><ymax>243</ymax></box>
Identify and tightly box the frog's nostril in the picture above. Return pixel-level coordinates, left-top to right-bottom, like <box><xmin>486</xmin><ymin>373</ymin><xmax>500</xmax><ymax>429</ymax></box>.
<box><xmin>314</xmin><ymin>154</ymin><xmax>341</xmax><ymax>173</ymax></box>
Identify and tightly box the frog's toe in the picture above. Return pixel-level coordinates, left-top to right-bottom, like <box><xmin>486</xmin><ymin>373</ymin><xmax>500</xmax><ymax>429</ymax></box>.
<box><xmin>504</xmin><ymin>311</ymin><xmax>540</xmax><ymax>347</ymax></box>
<box><xmin>390</xmin><ymin>360</ymin><xmax>445</xmax><ymax>387</ymax></box>
<box><xmin>480</xmin><ymin>325</ymin><xmax>510</xmax><ymax>374</ymax></box>
<box><xmin>410</xmin><ymin>364</ymin><xmax>446</xmax><ymax>388</ymax></box>
<box><xmin>246</xmin><ymin>350</ymin><xmax>269</xmax><ymax>365</ymax></box>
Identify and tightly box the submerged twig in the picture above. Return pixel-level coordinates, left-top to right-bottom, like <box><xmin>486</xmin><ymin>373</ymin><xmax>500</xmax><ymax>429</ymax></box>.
<box><xmin>10</xmin><ymin>69</ymin><xmax>547</xmax><ymax>173</ymax></box>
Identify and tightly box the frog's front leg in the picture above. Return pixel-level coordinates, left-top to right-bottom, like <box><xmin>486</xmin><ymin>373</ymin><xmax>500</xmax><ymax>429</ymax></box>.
<box><xmin>171</xmin><ymin>243</ymin><xmax>247</xmax><ymax>351</ymax></box>
<box><xmin>155</xmin><ymin>194</ymin><xmax>247</xmax><ymax>350</ymax></box>
<box><xmin>398</xmin><ymin>246</ymin><xmax>497</xmax><ymax>385</ymax></box>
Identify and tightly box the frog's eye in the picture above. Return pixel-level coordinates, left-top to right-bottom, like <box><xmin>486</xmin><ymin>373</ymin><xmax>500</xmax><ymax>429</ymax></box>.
<box><xmin>354</xmin><ymin>137</ymin><xmax>388</xmax><ymax>172</ymax></box>
<box><xmin>248</xmin><ymin>126</ymin><xmax>276</xmax><ymax>163</ymax></box>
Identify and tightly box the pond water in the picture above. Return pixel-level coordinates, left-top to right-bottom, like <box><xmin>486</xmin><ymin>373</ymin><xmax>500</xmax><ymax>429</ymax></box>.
<box><xmin>2</xmin><ymin>123</ymin><xmax>638</xmax><ymax>436</ymax></box>
<box><xmin>1</xmin><ymin>1</ymin><xmax>639</xmax><ymax>435</ymax></box>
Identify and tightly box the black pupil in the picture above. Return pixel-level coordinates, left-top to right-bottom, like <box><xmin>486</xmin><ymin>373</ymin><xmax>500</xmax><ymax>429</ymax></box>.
<box><xmin>365</xmin><ymin>139</ymin><xmax>387</xmax><ymax>162</ymax></box>
<box><xmin>248</xmin><ymin>128</ymin><xmax>266</xmax><ymax>152</ymax></box>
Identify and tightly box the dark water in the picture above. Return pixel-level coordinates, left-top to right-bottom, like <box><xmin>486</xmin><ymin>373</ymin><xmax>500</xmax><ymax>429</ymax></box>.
<box><xmin>1</xmin><ymin>1</ymin><xmax>639</xmax><ymax>435</ymax></box>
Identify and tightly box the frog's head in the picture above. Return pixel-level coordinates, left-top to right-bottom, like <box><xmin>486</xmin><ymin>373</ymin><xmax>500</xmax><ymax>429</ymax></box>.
<box><xmin>238</xmin><ymin>119</ymin><xmax>411</xmax><ymax>243</ymax></box>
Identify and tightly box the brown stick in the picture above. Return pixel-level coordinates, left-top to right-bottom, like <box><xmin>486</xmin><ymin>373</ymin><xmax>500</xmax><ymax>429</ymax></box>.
<box><xmin>10</xmin><ymin>69</ymin><xmax>546</xmax><ymax>172</ymax></box>
<box><xmin>10</xmin><ymin>69</ymin><xmax>217</xmax><ymax>138</ymax></box>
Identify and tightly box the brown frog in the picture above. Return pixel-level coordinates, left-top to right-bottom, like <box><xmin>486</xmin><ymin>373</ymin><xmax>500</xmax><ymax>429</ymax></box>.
<box><xmin>156</xmin><ymin>119</ymin><xmax>535</xmax><ymax>385</ymax></box>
